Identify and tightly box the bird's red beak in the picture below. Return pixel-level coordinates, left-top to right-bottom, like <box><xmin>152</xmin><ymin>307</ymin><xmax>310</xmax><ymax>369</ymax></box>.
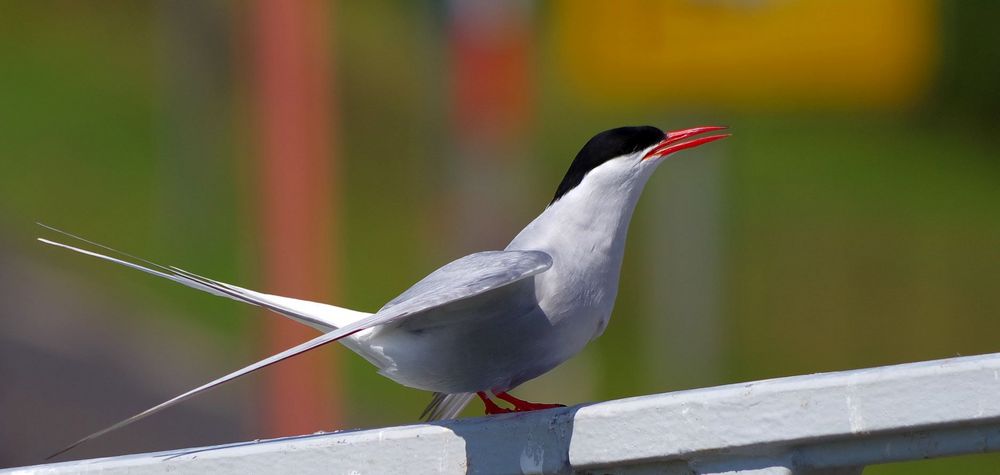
<box><xmin>642</xmin><ymin>126</ymin><xmax>730</xmax><ymax>160</ymax></box>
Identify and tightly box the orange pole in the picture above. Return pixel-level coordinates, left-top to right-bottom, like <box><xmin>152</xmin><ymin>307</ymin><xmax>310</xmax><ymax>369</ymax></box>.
<box><xmin>251</xmin><ymin>0</ymin><xmax>341</xmax><ymax>436</ymax></box>
<box><xmin>449</xmin><ymin>4</ymin><xmax>533</xmax><ymax>144</ymax></box>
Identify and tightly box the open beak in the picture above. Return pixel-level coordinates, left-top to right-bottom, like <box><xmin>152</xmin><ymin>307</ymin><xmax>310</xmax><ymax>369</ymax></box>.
<box><xmin>642</xmin><ymin>126</ymin><xmax>730</xmax><ymax>160</ymax></box>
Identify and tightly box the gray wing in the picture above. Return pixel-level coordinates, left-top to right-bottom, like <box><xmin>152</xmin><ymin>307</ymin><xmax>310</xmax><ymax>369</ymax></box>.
<box><xmin>380</xmin><ymin>250</ymin><xmax>552</xmax><ymax>316</ymax></box>
<box><xmin>48</xmin><ymin>249</ymin><xmax>552</xmax><ymax>458</ymax></box>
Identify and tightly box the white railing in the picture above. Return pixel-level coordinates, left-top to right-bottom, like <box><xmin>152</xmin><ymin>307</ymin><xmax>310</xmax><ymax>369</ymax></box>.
<box><xmin>7</xmin><ymin>352</ymin><xmax>1000</xmax><ymax>474</ymax></box>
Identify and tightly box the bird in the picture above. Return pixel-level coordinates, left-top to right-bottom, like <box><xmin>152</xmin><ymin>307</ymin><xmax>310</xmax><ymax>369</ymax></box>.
<box><xmin>38</xmin><ymin>125</ymin><xmax>729</xmax><ymax>459</ymax></box>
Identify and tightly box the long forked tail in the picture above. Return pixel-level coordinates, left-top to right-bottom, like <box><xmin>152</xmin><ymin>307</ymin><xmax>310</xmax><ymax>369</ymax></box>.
<box><xmin>37</xmin><ymin>223</ymin><xmax>370</xmax><ymax>332</ymax></box>
<box><xmin>36</xmin><ymin>224</ymin><xmax>390</xmax><ymax>459</ymax></box>
<box><xmin>47</xmin><ymin>309</ymin><xmax>392</xmax><ymax>459</ymax></box>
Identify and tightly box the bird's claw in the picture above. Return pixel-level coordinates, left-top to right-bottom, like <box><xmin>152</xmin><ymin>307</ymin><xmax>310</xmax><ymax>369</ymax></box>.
<box><xmin>488</xmin><ymin>391</ymin><xmax>565</xmax><ymax>413</ymax></box>
<box><xmin>476</xmin><ymin>392</ymin><xmax>566</xmax><ymax>415</ymax></box>
<box><xmin>478</xmin><ymin>392</ymin><xmax>515</xmax><ymax>414</ymax></box>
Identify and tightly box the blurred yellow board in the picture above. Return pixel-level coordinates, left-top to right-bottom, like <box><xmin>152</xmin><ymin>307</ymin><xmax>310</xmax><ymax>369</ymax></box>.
<box><xmin>551</xmin><ymin>0</ymin><xmax>937</xmax><ymax>109</ymax></box>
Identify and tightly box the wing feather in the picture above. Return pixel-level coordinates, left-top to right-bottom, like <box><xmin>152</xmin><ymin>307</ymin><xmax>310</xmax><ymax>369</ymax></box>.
<box><xmin>380</xmin><ymin>250</ymin><xmax>551</xmax><ymax>316</ymax></box>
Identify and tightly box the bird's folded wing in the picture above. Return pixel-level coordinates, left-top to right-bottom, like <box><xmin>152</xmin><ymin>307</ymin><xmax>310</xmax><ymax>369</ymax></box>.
<box><xmin>37</xmin><ymin>224</ymin><xmax>367</xmax><ymax>332</ymax></box>
<box><xmin>379</xmin><ymin>250</ymin><xmax>552</xmax><ymax>316</ymax></box>
<box><xmin>45</xmin><ymin>243</ymin><xmax>552</xmax><ymax>458</ymax></box>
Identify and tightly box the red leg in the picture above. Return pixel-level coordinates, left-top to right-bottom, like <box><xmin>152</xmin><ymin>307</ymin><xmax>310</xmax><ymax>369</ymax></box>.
<box><xmin>477</xmin><ymin>391</ymin><xmax>512</xmax><ymax>415</ymax></box>
<box><xmin>495</xmin><ymin>392</ymin><xmax>566</xmax><ymax>412</ymax></box>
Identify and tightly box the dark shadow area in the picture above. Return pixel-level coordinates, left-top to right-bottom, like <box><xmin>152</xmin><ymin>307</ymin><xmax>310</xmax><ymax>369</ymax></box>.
<box><xmin>439</xmin><ymin>406</ymin><xmax>581</xmax><ymax>474</ymax></box>
<box><xmin>0</xmin><ymin>240</ymin><xmax>251</xmax><ymax>468</ymax></box>
<box><xmin>0</xmin><ymin>339</ymin><xmax>245</xmax><ymax>466</ymax></box>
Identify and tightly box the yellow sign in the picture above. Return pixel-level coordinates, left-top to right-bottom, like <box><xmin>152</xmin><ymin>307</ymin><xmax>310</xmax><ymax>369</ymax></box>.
<box><xmin>551</xmin><ymin>0</ymin><xmax>937</xmax><ymax>109</ymax></box>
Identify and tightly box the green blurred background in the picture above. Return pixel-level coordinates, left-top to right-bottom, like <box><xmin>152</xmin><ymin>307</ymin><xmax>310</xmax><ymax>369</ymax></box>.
<box><xmin>1</xmin><ymin>0</ymin><xmax>998</xmax><ymax>471</ymax></box>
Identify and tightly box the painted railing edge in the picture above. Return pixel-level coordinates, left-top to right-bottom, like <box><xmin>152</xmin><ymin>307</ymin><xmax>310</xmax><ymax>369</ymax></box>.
<box><xmin>7</xmin><ymin>352</ymin><xmax>1000</xmax><ymax>474</ymax></box>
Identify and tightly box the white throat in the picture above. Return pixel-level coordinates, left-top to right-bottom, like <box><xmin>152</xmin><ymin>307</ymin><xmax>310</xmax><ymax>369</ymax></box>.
<box><xmin>508</xmin><ymin>157</ymin><xmax>652</xmax><ymax>256</ymax></box>
<box><xmin>506</xmin><ymin>157</ymin><xmax>656</xmax><ymax>324</ymax></box>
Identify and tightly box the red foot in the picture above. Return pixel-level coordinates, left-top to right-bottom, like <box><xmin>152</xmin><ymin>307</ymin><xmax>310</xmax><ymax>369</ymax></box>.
<box><xmin>477</xmin><ymin>392</ymin><xmax>512</xmax><ymax>415</ymax></box>
<box><xmin>495</xmin><ymin>392</ymin><xmax>566</xmax><ymax>412</ymax></box>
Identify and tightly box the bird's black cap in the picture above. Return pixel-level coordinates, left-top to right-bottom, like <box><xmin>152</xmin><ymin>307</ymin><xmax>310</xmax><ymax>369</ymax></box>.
<box><xmin>551</xmin><ymin>126</ymin><xmax>665</xmax><ymax>204</ymax></box>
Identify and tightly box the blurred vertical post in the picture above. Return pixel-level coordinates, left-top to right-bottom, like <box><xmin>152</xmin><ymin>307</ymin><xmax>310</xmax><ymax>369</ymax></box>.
<box><xmin>250</xmin><ymin>0</ymin><xmax>341</xmax><ymax>436</ymax></box>
<box><xmin>446</xmin><ymin>0</ymin><xmax>534</xmax><ymax>253</ymax></box>
<box><xmin>155</xmin><ymin>1</ymin><xmax>236</xmax><ymax>293</ymax></box>
<box><xmin>643</xmin><ymin>144</ymin><xmax>725</xmax><ymax>389</ymax></box>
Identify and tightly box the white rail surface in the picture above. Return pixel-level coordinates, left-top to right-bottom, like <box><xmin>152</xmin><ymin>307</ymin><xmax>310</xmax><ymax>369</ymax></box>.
<box><xmin>7</xmin><ymin>352</ymin><xmax>1000</xmax><ymax>474</ymax></box>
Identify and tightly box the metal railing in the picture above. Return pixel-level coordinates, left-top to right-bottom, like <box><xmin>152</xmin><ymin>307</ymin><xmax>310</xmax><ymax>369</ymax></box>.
<box><xmin>8</xmin><ymin>352</ymin><xmax>1000</xmax><ymax>474</ymax></box>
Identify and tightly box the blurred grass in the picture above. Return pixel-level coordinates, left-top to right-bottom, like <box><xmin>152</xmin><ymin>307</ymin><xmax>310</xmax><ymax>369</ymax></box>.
<box><xmin>0</xmin><ymin>3</ymin><xmax>244</xmax><ymax>341</ymax></box>
<box><xmin>0</xmin><ymin>4</ymin><xmax>156</xmax><ymax>233</ymax></box>
<box><xmin>872</xmin><ymin>451</ymin><xmax>1000</xmax><ymax>475</ymax></box>
<box><xmin>726</xmin><ymin>115</ymin><xmax>1000</xmax><ymax>380</ymax></box>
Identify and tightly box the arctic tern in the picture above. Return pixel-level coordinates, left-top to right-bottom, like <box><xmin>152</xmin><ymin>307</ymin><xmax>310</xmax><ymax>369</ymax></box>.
<box><xmin>40</xmin><ymin>125</ymin><xmax>728</xmax><ymax>458</ymax></box>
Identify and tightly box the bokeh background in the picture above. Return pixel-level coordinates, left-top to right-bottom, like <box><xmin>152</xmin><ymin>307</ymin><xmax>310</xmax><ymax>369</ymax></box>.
<box><xmin>2</xmin><ymin>0</ymin><xmax>998</xmax><ymax>471</ymax></box>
